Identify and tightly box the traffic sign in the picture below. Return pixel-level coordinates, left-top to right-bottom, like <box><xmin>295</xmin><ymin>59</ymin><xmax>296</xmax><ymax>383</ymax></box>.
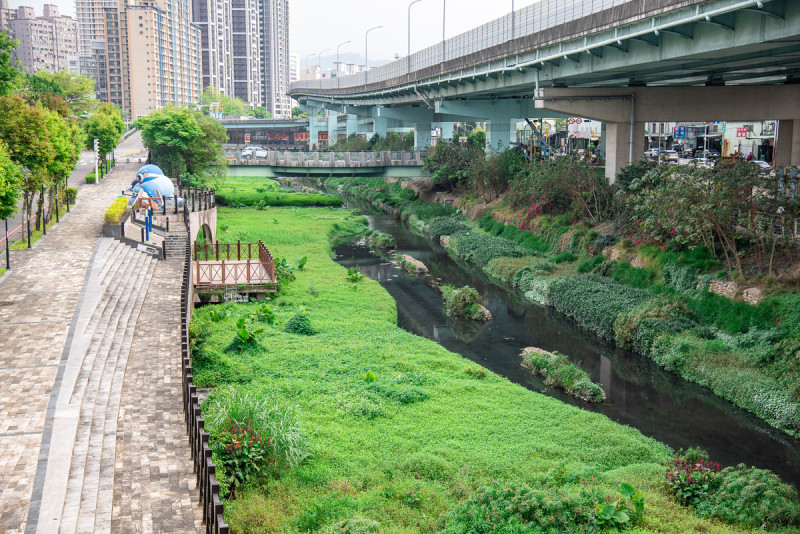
<box><xmin>673</xmin><ymin>126</ymin><xmax>686</xmax><ymax>139</ymax></box>
<box><xmin>722</xmin><ymin>121</ymin><xmax>727</xmax><ymax>133</ymax></box>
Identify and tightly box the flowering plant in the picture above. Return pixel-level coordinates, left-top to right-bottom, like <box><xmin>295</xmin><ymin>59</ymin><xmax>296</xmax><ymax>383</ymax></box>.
<box><xmin>213</xmin><ymin>417</ymin><xmax>272</xmax><ymax>498</ymax></box>
<box><xmin>664</xmin><ymin>449</ymin><xmax>721</xmax><ymax>507</ymax></box>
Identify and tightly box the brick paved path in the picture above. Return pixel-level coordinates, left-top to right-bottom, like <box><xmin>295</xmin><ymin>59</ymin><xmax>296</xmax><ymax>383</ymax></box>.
<box><xmin>0</xmin><ymin>163</ymin><xmax>201</xmax><ymax>533</ymax></box>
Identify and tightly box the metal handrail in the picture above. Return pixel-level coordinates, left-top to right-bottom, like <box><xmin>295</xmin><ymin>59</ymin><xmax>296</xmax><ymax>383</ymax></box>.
<box><xmin>181</xmin><ymin>239</ymin><xmax>229</xmax><ymax>534</ymax></box>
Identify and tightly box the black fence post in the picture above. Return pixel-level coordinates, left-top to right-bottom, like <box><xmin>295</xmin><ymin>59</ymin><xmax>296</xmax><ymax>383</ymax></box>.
<box><xmin>41</xmin><ymin>184</ymin><xmax>46</xmax><ymax>236</ymax></box>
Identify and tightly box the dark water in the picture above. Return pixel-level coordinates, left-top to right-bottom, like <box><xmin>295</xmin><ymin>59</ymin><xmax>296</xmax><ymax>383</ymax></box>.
<box><xmin>333</xmin><ymin>211</ymin><xmax>800</xmax><ymax>488</ymax></box>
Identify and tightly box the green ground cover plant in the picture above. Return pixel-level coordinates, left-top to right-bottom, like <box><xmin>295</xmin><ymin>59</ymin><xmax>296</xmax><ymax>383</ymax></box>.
<box><xmin>189</xmin><ymin>206</ymin><xmax>767</xmax><ymax>533</ymax></box>
<box><xmin>217</xmin><ymin>176</ymin><xmax>343</xmax><ymax>207</ymax></box>
<box><xmin>365</xmin><ymin>230</ymin><xmax>396</xmax><ymax>250</ymax></box>
<box><xmin>441</xmin><ymin>284</ymin><xmax>489</xmax><ymax>320</ymax></box>
<box><xmin>521</xmin><ymin>348</ymin><xmax>606</xmax><ymax>403</ymax></box>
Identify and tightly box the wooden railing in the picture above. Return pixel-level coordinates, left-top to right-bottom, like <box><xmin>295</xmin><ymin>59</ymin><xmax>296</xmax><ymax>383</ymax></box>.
<box><xmin>194</xmin><ymin>240</ymin><xmax>260</xmax><ymax>261</ymax></box>
<box><xmin>180</xmin><ymin>237</ymin><xmax>229</xmax><ymax>533</ymax></box>
<box><xmin>194</xmin><ymin>240</ymin><xmax>275</xmax><ymax>286</ymax></box>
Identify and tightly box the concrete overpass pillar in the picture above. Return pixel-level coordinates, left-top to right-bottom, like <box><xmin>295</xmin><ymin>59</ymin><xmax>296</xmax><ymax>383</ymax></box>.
<box><xmin>438</xmin><ymin>122</ymin><xmax>454</xmax><ymax>141</ymax></box>
<box><xmin>309</xmin><ymin>108</ymin><xmax>322</xmax><ymax>149</ymax></box>
<box><xmin>604</xmin><ymin>121</ymin><xmax>645</xmax><ymax>184</ymax></box>
<box><xmin>373</xmin><ymin>116</ymin><xmax>388</xmax><ymax>138</ymax></box>
<box><xmin>414</xmin><ymin>122</ymin><xmax>432</xmax><ymax>149</ymax></box>
<box><xmin>596</xmin><ymin>122</ymin><xmax>607</xmax><ymax>160</ymax></box>
<box><xmin>486</xmin><ymin>117</ymin><xmax>514</xmax><ymax>151</ymax></box>
<box><xmin>327</xmin><ymin>111</ymin><xmax>339</xmax><ymax>146</ymax></box>
<box><xmin>346</xmin><ymin>115</ymin><xmax>359</xmax><ymax>138</ymax></box>
<box><xmin>775</xmin><ymin>120</ymin><xmax>800</xmax><ymax>167</ymax></box>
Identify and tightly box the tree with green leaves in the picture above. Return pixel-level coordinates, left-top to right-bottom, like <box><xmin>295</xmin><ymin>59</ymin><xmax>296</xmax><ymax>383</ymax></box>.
<box><xmin>34</xmin><ymin>70</ymin><xmax>97</xmax><ymax>117</ymax></box>
<box><xmin>18</xmin><ymin>73</ymin><xmax>71</xmax><ymax>116</ymax></box>
<box><xmin>248</xmin><ymin>106</ymin><xmax>271</xmax><ymax>119</ymax></box>
<box><xmin>135</xmin><ymin>106</ymin><xmax>227</xmax><ymax>180</ymax></box>
<box><xmin>0</xmin><ymin>96</ymin><xmax>56</xmax><ymax>235</ymax></box>
<box><xmin>38</xmin><ymin>108</ymin><xmax>83</xmax><ymax>229</ymax></box>
<box><xmin>291</xmin><ymin>106</ymin><xmax>308</xmax><ymax>118</ymax></box>
<box><xmin>0</xmin><ymin>141</ymin><xmax>22</xmax><ymax>221</ymax></box>
<box><xmin>83</xmin><ymin>103</ymin><xmax>125</xmax><ymax>166</ymax></box>
<box><xmin>0</xmin><ymin>31</ymin><xmax>21</xmax><ymax>97</ymax></box>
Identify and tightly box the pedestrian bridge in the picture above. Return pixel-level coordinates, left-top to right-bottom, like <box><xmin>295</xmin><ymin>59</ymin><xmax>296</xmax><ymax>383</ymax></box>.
<box><xmin>226</xmin><ymin>150</ymin><xmax>425</xmax><ymax>178</ymax></box>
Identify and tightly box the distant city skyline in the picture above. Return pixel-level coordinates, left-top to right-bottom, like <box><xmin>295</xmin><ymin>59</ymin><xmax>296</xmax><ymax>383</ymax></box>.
<box><xmin>7</xmin><ymin>0</ymin><xmax>540</xmax><ymax>64</ymax></box>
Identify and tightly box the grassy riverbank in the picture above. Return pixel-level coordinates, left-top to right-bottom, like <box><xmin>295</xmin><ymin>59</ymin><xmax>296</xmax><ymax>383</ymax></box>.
<box><xmin>314</xmin><ymin>175</ymin><xmax>800</xmax><ymax>440</ymax></box>
<box><xmin>215</xmin><ymin>176</ymin><xmax>343</xmax><ymax>207</ymax></box>
<box><xmin>190</xmin><ymin>206</ymin><xmax>779</xmax><ymax>533</ymax></box>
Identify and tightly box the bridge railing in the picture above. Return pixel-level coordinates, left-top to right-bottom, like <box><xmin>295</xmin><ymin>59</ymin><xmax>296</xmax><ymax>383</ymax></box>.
<box><xmin>227</xmin><ymin>150</ymin><xmax>424</xmax><ymax>167</ymax></box>
<box><xmin>291</xmin><ymin>0</ymin><xmax>708</xmax><ymax>91</ymax></box>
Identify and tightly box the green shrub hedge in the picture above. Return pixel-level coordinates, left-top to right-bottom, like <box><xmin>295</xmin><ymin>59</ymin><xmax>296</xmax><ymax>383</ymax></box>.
<box><xmin>103</xmin><ymin>196</ymin><xmax>128</xmax><ymax>224</ymax></box>
<box><xmin>452</xmin><ymin>231</ymin><xmax>528</xmax><ymax>269</ymax></box>
<box><xmin>546</xmin><ymin>275</ymin><xmax>653</xmax><ymax>340</ymax></box>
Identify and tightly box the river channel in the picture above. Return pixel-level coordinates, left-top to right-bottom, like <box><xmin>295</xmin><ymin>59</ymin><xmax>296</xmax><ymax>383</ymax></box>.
<box><xmin>332</xmin><ymin>208</ymin><xmax>800</xmax><ymax>488</ymax></box>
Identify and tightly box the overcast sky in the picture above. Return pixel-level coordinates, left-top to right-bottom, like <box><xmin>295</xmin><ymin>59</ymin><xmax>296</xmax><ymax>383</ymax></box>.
<box><xmin>11</xmin><ymin>0</ymin><xmax>540</xmax><ymax>66</ymax></box>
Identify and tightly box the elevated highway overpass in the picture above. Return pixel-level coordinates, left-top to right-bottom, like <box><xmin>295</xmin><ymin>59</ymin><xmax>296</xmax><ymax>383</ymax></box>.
<box><xmin>289</xmin><ymin>0</ymin><xmax>800</xmax><ymax>179</ymax></box>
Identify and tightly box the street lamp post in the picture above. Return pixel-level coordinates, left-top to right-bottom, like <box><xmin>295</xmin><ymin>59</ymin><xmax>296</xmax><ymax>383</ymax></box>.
<box><xmin>25</xmin><ymin>175</ymin><xmax>30</xmax><ymax>249</ymax></box>
<box><xmin>336</xmin><ymin>40</ymin><xmax>351</xmax><ymax>87</ymax></box>
<box><xmin>511</xmin><ymin>0</ymin><xmax>515</xmax><ymax>41</ymax></box>
<box><xmin>442</xmin><ymin>0</ymin><xmax>446</xmax><ymax>63</ymax></box>
<box><xmin>5</xmin><ymin>219</ymin><xmax>9</xmax><ymax>270</ymax></box>
<box><xmin>317</xmin><ymin>48</ymin><xmax>331</xmax><ymax>89</ymax></box>
<box><xmin>365</xmin><ymin>25</ymin><xmax>383</xmax><ymax>84</ymax></box>
<box><xmin>408</xmin><ymin>0</ymin><xmax>423</xmax><ymax>74</ymax></box>
<box><xmin>41</xmin><ymin>184</ymin><xmax>46</xmax><ymax>235</ymax></box>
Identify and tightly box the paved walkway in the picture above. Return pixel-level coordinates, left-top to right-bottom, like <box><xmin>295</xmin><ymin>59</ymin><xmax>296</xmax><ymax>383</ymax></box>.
<box><xmin>0</xmin><ymin>163</ymin><xmax>201</xmax><ymax>533</ymax></box>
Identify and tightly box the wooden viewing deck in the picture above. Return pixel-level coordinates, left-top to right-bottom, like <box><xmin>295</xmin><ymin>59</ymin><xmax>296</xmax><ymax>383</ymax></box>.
<box><xmin>193</xmin><ymin>240</ymin><xmax>277</xmax><ymax>299</ymax></box>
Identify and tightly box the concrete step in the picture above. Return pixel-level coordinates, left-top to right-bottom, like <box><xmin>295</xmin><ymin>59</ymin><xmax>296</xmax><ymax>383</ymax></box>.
<box><xmin>57</xmin><ymin>240</ymin><xmax>156</xmax><ymax>533</ymax></box>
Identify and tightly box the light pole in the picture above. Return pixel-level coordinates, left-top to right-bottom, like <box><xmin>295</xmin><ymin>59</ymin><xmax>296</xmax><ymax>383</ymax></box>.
<box><xmin>441</xmin><ymin>0</ymin><xmax>446</xmax><ymax>63</ymax></box>
<box><xmin>336</xmin><ymin>40</ymin><xmax>351</xmax><ymax>79</ymax></box>
<box><xmin>4</xmin><ymin>219</ymin><xmax>9</xmax><ymax>270</ymax></box>
<box><xmin>408</xmin><ymin>0</ymin><xmax>423</xmax><ymax>74</ymax></box>
<box><xmin>317</xmin><ymin>48</ymin><xmax>331</xmax><ymax>71</ymax></box>
<box><xmin>511</xmin><ymin>0</ymin><xmax>515</xmax><ymax>41</ymax></box>
<box><xmin>317</xmin><ymin>48</ymin><xmax>331</xmax><ymax>89</ymax></box>
<box><xmin>365</xmin><ymin>25</ymin><xmax>382</xmax><ymax>83</ymax></box>
<box><xmin>303</xmin><ymin>53</ymin><xmax>315</xmax><ymax>78</ymax></box>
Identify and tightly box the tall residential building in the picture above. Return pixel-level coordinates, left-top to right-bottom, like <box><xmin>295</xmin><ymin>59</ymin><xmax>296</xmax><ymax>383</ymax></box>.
<box><xmin>0</xmin><ymin>0</ymin><xmax>15</xmax><ymax>33</ymax></box>
<box><xmin>97</xmin><ymin>0</ymin><xmax>202</xmax><ymax>119</ymax></box>
<box><xmin>289</xmin><ymin>52</ymin><xmax>298</xmax><ymax>84</ymax></box>
<box><xmin>75</xmin><ymin>0</ymin><xmax>113</xmax><ymax>57</ymax></box>
<box><xmin>194</xmin><ymin>0</ymin><xmax>289</xmax><ymax>117</ymax></box>
<box><xmin>261</xmin><ymin>0</ymin><xmax>289</xmax><ymax>118</ymax></box>
<box><xmin>6</xmin><ymin>4</ymin><xmax>78</xmax><ymax>74</ymax></box>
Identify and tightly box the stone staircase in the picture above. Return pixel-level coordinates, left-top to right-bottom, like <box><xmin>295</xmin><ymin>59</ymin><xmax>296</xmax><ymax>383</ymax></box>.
<box><xmin>38</xmin><ymin>237</ymin><xmax>157</xmax><ymax>532</ymax></box>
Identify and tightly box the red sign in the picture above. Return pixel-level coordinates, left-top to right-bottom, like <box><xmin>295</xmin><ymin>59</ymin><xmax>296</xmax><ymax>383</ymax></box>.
<box><xmin>318</xmin><ymin>132</ymin><xmax>329</xmax><ymax>142</ymax></box>
<box><xmin>736</xmin><ymin>127</ymin><xmax>748</xmax><ymax>138</ymax></box>
<box><xmin>268</xmin><ymin>132</ymin><xmax>282</xmax><ymax>140</ymax></box>
<box><xmin>244</xmin><ymin>133</ymin><xmax>251</xmax><ymax>143</ymax></box>
<box><xmin>568</xmin><ymin>118</ymin><xmax>583</xmax><ymax>124</ymax></box>
<box><xmin>294</xmin><ymin>132</ymin><xmax>310</xmax><ymax>142</ymax></box>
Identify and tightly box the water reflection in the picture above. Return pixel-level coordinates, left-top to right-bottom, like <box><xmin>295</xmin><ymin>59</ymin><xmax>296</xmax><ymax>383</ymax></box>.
<box><xmin>334</xmin><ymin>213</ymin><xmax>800</xmax><ymax>487</ymax></box>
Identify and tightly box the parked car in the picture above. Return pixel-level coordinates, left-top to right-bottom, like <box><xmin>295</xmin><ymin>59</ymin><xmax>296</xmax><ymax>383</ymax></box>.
<box><xmin>693</xmin><ymin>148</ymin><xmax>721</xmax><ymax>159</ymax></box>
<box><xmin>644</xmin><ymin>148</ymin><xmax>661</xmax><ymax>159</ymax></box>
<box><xmin>662</xmin><ymin>150</ymin><xmax>680</xmax><ymax>162</ymax></box>
<box><xmin>752</xmin><ymin>160</ymin><xmax>772</xmax><ymax>171</ymax></box>
<box><xmin>241</xmin><ymin>146</ymin><xmax>267</xmax><ymax>159</ymax></box>
<box><xmin>691</xmin><ymin>157</ymin><xmax>714</xmax><ymax>169</ymax></box>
